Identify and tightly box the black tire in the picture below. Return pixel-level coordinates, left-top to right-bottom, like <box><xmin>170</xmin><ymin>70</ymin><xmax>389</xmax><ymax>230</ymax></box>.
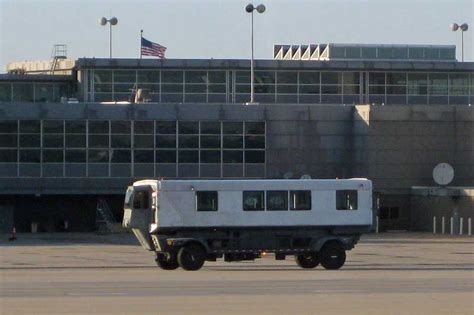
<box><xmin>155</xmin><ymin>253</ymin><xmax>179</xmax><ymax>270</ymax></box>
<box><xmin>177</xmin><ymin>243</ymin><xmax>206</xmax><ymax>271</ymax></box>
<box><xmin>295</xmin><ymin>253</ymin><xmax>320</xmax><ymax>269</ymax></box>
<box><xmin>319</xmin><ymin>242</ymin><xmax>346</xmax><ymax>270</ymax></box>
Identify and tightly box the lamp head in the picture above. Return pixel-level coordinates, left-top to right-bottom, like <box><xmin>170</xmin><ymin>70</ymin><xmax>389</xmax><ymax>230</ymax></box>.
<box><xmin>109</xmin><ymin>17</ymin><xmax>118</xmax><ymax>25</ymax></box>
<box><xmin>99</xmin><ymin>17</ymin><xmax>107</xmax><ymax>25</ymax></box>
<box><xmin>460</xmin><ymin>23</ymin><xmax>468</xmax><ymax>31</ymax></box>
<box><xmin>245</xmin><ymin>4</ymin><xmax>254</xmax><ymax>12</ymax></box>
<box><xmin>256</xmin><ymin>4</ymin><xmax>266</xmax><ymax>13</ymax></box>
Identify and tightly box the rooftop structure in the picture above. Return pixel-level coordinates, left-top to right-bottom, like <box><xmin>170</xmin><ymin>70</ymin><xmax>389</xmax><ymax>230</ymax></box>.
<box><xmin>273</xmin><ymin>43</ymin><xmax>457</xmax><ymax>62</ymax></box>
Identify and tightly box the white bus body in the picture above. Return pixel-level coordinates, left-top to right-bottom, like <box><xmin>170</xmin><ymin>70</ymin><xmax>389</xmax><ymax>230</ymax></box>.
<box><xmin>123</xmin><ymin>179</ymin><xmax>373</xmax><ymax>271</ymax></box>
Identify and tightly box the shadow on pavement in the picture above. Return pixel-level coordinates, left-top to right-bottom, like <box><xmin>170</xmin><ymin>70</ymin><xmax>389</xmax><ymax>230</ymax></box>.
<box><xmin>0</xmin><ymin>233</ymin><xmax>140</xmax><ymax>246</ymax></box>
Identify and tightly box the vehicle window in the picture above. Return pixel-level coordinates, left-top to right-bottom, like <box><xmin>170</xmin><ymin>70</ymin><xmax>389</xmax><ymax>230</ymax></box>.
<box><xmin>124</xmin><ymin>186</ymin><xmax>133</xmax><ymax>207</ymax></box>
<box><xmin>243</xmin><ymin>191</ymin><xmax>264</xmax><ymax>211</ymax></box>
<box><xmin>336</xmin><ymin>190</ymin><xmax>358</xmax><ymax>210</ymax></box>
<box><xmin>266</xmin><ymin>191</ymin><xmax>288</xmax><ymax>210</ymax></box>
<box><xmin>196</xmin><ymin>191</ymin><xmax>218</xmax><ymax>211</ymax></box>
<box><xmin>133</xmin><ymin>191</ymin><xmax>149</xmax><ymax>209</ymax></box>
<box><xmin>290</xmin><ymin>190</ymin><xmax>311</xmax><ymax>210</ymax></box>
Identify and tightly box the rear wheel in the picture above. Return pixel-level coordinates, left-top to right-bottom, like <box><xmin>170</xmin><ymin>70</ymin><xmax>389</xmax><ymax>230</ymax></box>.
<box><xmin>177</xmin><ymin>243</ymin><xmax>206</xmax><ymax>271</ymax></box>
<box><xmin>155</xmin><ymin>252</ymin><xmax>179</xmax><ymax>270</ymax></box>
<box><xmin>295</xmin><ymin>253</ymin><xmax>319</xmax><ymax>269</ymax></box>
<box><xmin>319</xmin><ymin>242</ymin><xmax>346</xmax><ymax>270</ymax></box>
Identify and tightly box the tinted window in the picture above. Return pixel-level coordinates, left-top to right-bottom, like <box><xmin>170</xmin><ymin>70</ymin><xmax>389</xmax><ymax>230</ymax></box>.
<box><xmin>201</xmin><ymin>121</ymin><xmax>221</xmax><ymax>134</ymax></box>
<box><xmin>243</xmin><ymin>191</ymin><xmax>264</xmax><ymax>211</ymax></box>
<box><xmin>178</xmin><ymin>121</ymin><xmax>199</xmax><ymax>134</ymax></box>
<box><xmin>156</xmin><ymin>150</ymin><xmax>176</xmax><ymax>163</ymax></box>
<box><xmin>290</xmin><ymin>190</ymin><xmax>311</xmax><ymax>210</ymax></box>
<box><xmin>0</xmin><ymin>121</ymin><xmax>18</xmax><ymax>133</ymax></box>
<box><xmin>156</xmin><ymin>121</ymin><xmax>176</xmax><ymax>134</ymax></box>
<box><xmin>124</xmin><ymin>187</ymin><xmax>133</xmax><ymax>207</ymax></box>
<box><xmin>336</xmin><ymin>190</ymin><xmax>358</xmax><ymax>210</ymax></box>
<box><xmin>267</xmin><ymin>191</ymin><xmax>288</xmax><ymax>211</ymax></box>
<box><xmin>133</xmin><ymin>191</ymin><xmax>149</xmax><ymax>209</ymax></box>
<box><xmin>196</xmin><ymin>191</ymin><xmax>218</xmax><ymax>211</ymax></box>
<box><xmin>223</xmin><ymin>122</ymin><xmax>243</xmax><ymax>134</ymax></box>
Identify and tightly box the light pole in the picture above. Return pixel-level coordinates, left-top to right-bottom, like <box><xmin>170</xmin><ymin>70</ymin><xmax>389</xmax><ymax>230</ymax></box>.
<box><xmin>450</xmin><ymin>23</ymin><xmax>469</xmax><ymax>62</ymax></box>
<box><xmin>245</xmin><ymin>3</ymin><xmax>265</xmax><ymax>105</ymax></box>
<box><xmin>100</xmin><ymin>17</ymin><xmax>118</xmax><ymax>58</ymax></box>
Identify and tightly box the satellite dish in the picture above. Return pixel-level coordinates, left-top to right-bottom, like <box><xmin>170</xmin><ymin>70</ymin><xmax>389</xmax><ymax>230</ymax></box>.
<box><xmin>433</xmin><ymin>163</ymin><xmax>454</xmax><ymax>186</ymax></box>
<box><xmin>300</xmin><ymin>174</ymin><xmax>312</xmax><ymax>179</ymax></box>
<box><xmin>283</xmin><ymin>171</ymin><xmax>293</xmax><ymax>179</ymax></box>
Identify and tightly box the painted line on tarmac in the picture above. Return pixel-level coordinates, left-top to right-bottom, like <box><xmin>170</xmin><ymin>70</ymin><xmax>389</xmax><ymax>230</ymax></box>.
<box><xmin>66</xmin><ymin>292</ymin><xmax>128</xmax><ymax>297</ymax></box>
<box><xmin>0</xmin><ymin>265</ymin><xmax>155</xmax><ymax>270</ymax></box>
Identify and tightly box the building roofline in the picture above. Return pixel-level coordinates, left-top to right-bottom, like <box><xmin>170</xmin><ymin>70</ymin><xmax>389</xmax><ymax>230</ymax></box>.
<box><xmin>0</xmin><ymin>73</ymin><xmax>76</xmax><ymax>82</ymax></box>
<box><xmin>75</xmin><ymin>58</ymin><xmax>474</xmax><ymax>71</ymax></box>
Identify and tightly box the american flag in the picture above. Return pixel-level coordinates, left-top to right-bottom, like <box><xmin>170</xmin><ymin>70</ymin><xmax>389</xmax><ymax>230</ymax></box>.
<box><xmin>141</xmin><ymin>37</ymin><xmax>166</xmax><ymax>58</ymax></box>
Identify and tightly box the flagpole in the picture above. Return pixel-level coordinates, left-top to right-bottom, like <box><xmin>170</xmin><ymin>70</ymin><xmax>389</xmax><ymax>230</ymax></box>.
<box><xmin>140</xmin><ymin>29</ymin><xmax>143</xmax><ymax>59</ymax></box>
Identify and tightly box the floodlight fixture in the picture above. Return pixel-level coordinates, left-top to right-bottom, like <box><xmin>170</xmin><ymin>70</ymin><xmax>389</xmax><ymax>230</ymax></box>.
<box><xmin>256</xmin><ymin>4</ymin><xmax>266</xmax><ymax>13</ymax></box>
<box><xmin>451</xmin><ymin>22</ymin><xmax>469</xmax><ymax>61</ymax></box>
<box><xmin>109</xmin><ymin>17</ymin><xmax>118</xmax><ymax>25</ymax></box>
<box><xmin>245</xmin><ymin>3</ymin><xmax>266</xmax><ymax>105</ymax></box>
<box><xmin>100</xmin><ymin>17</ymin><xmax>119</xmax><ymax>58</ymax></box>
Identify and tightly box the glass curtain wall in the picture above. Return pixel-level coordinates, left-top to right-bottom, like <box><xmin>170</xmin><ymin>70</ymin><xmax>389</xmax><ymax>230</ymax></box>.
<box><xmin>85</xmin><ymin>69</ymin><xmax>473</xmax><ymax>105</ymax></box>
<box><xmin>0</xmin><ymin>82</ymin><xmax>70</xmax><ymax>102</ymax></box>
<box><xmin>0</xmin><ymin>120</ymin><xmax>265</xmax><ymax>179</ymax></box>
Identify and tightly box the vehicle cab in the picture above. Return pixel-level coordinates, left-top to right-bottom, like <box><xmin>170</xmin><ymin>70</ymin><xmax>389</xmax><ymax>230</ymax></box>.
<box><xmin>122</xmin><ymin>180</ymin><xmax>158</xmax><ymax>250</ymax></box>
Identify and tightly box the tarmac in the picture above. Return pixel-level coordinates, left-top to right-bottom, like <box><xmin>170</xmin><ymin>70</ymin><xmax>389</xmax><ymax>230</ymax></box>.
<box><xmin>0</xmin><ymin>232</ymin><xmax>473</xmax><ymax>314</ymax></box>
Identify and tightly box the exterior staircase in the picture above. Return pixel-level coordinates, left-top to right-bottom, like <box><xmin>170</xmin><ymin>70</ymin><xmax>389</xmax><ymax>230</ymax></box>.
<box><xmin>96</xmin><ymin>199</ymin><xmax>126</xmax><ymax>233</ymax></box>
<box><xmin>50</xmin><ymin>44</ymin><xmax>67</xmax><ymax>74</ymax></box>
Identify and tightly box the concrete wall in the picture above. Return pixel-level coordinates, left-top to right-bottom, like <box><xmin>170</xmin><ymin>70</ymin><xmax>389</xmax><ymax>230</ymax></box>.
<box><xmin>265</xmin><ymin>105</ymin><xmax>354</xmax><ymax>179</ymax></box>
<box><xmin>6</xmin><ymin>59</ymin><xmax>76</xmax><ymax>74</ymax></box>
<box><xmin>354</xmin><ymin>105</ymin><xmax>474</xmax><ymax>192</ymax></box>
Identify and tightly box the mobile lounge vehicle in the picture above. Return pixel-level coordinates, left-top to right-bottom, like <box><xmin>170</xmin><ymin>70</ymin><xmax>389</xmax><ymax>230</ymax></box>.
<box><xmin>123</xmin><ymin>179</ymin><xmax>373</xmax><ymax>271</ymax></box>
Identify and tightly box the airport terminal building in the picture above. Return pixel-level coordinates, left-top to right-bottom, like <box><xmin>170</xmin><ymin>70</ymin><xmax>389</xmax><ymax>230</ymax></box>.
<box><xmin>0</xmin><ymin>44</ymin><xmax>473</xmax><ymax>233</ymax></box>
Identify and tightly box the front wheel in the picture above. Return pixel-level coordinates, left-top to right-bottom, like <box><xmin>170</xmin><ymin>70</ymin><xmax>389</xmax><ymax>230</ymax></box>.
<box><xmin>319</xmin><ymin>242</ymin><xmax>346</xmax><ymax>270</ymax></box>
<box><xmin>155</xmin><ymin>252</ymin><xmax>179</xmax><ymax>270</ymax></box>
<box><xmin>177</xmin><ymin>243</ymin><xmax>206</xmax><ymax>271</ymax></box>
<box><xmin>295</xmin><ymin>253</ymin><xmax>319</xmax><ymax>269</ymax></box>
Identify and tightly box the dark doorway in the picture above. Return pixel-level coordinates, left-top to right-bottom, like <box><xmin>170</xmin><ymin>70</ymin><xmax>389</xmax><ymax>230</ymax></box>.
<box><xmin>0</xmin><ymin>205</ymin><xmax>14</xmax><ymax>233</ymax></box>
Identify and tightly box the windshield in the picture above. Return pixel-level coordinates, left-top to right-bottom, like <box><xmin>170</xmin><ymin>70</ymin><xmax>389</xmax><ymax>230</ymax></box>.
<box><xmin>133</xmin><ymin>191</ymin><xmax>150</xmax><ymax>209</ymax></box>
<box><xmin>124</xmin><ymin>186</ymin><xmax>133</xmax><ymax>208</ymax></box>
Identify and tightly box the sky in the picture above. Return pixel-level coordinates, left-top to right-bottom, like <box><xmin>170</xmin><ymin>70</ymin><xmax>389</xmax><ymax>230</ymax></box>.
<box><xmin>0</xmin><ymin>0</ymin><xmax>473</xmax><ymax>71</ymax></box>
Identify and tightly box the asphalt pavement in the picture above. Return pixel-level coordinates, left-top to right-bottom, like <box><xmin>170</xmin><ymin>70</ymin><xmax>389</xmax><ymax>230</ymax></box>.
<box><xmin>0</xmin><ymin>232</ymin><xmax>473</xmax><ymax>315</ymax></box>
